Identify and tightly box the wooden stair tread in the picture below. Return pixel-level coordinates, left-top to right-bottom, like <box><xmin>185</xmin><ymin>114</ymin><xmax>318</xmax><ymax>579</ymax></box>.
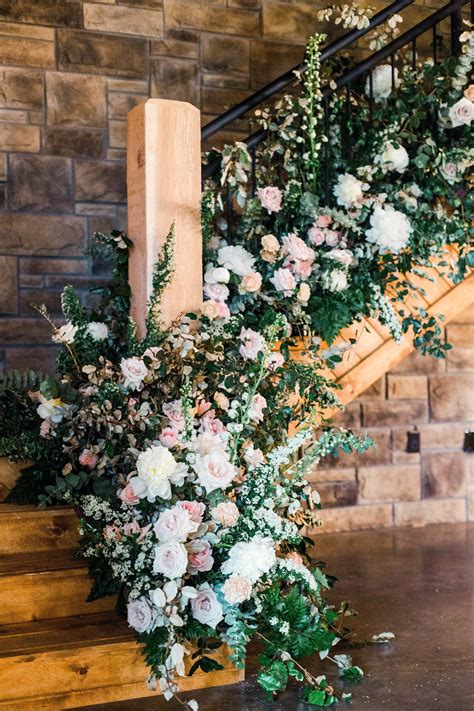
<box><xmin>0</xmin><ymin>549</ymin><xmax>83</xmax><ymax>576</ymax></box>
<box><xmin>0</xmin><ymin>503</ymin><xmax>79</xmax><ymax>554</ymax></box>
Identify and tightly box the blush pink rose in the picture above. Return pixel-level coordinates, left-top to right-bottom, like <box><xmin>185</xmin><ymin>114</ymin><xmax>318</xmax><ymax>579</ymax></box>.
<box><xmin>270</xmin><ymin>267</ymin><xmax>296</xmax><ymax>295</ymax></box>
<box><xmin>316</xmin><ymin>215</ymin><xmax>332</xmax><ymax>228</ymax></box>
<box><xmin>282</xmin><ymin>233</ymin><xmax>314</xmax><ymax>262</ymax></box>
<box><xmin>239</xmin><ymin>327</ymin><xmax>266</xmax><ymax>360</ymax></box>
<box><xmin>177</xmin><ymin>500</ymin><xmax>205</xmax><ymax>524</ymax></box>
<box><xmin>308</xmin><ymin>225</ymin><xmax>325</xmax><ymax>246</ymax></box>
<box><xmin>249</xmin><ymin>393</ymin><xmax>267</xmax><ymax>422</ymax></box>
<box><xmin>257</xmin><ymin>186</ymin><xmax>282</xmax><ymax>213</ymax></box>
<box><xmin>202</xmin><ymin>300</ymin><xmax>231</xmax><ymax>319</ymax></box>
<box><xmin>123</xmin><ymin>521</ymin><xmax>142</xmax><ymax>536</ymax></box>
<box><xmin>159</xmin><ymin>427</ymin><xmax>178</xmax><ymax>448</ymax></box>
<box><xmin>204</xmin><ymin>282</ymin><xmax>229</xmax><ymax>302</ymax></box>
<box><xmin>239</xmin><ymin>271</ymin><xmax>262</xmax><ymax>294</ymax></box>
<box><xmin>286</xmin><ymin>551</ymin><xmax>304</xmax><ymax>566</ymax></box>
<box><xmin>268</xmin><ymin>352</ymin><xmax>285</xmax><ymax>371</ymax></box>
<box><xmin>79</xmin><ymin>449</ymin><xmax>98</xmax><ymax>469</ymax></box>
<box><xmin>222</xmin><ymin>575</ymin><xmax>252</xmax><ymax>604</ymax></box>
<box><xmin>162</xmin><ymin>400</ymin><xmax>185</xmax><ymax>432</ymax></box>
<box><xmin>118</xmin><ymin>483</ymin><xmax>140</xmax><ymax>505</ymax></box>
<box><xmin>187</xmin><ymin>539</ymin><xmax>214</xmax><ymax>573</ymax></box>
<box><xmin>212</xmin><ymin>501</ymin><xmax>239</xmax><ymax>527</ymax></box>
<box><xmin>325</xmin><ymin>230</ymin><xmax>340</xmax><ymax>247</ymax></box>
<box><xmin>200</xmin><ymin>414</ymin><xmax>226</xmax><ymax>435</ymax></box>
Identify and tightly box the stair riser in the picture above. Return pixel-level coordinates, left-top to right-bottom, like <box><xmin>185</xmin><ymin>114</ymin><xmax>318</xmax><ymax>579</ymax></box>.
<box><xmin>0</xmin><ymin>570</ymin><xmax>115</xmax><ymax>624</ymax></box>
<box><xmin>0</xmin><ymin>642</ymin><xmax>243</xmax><ymax>708</ymax></box>
<box><xmin>0</xmin><ymin>509</ymin><xmax>79</xmax><ymax>554</ymax></box>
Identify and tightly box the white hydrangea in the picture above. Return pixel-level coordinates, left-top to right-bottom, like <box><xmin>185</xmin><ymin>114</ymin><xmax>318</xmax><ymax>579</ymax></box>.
<box><xmin>217</xmin><ymin>245</ymin><xmax>255</xmax><ymax>276</ymax></box>
<box><xmin>221</xmin><ymin>535</ymin><xmax>276</xmax><ymax>583</ymax></box>
<box><xmin>86</xmin><ymin>321</ymin><xmax>109</xmax><ymax>341</ymax></box>
<box><xmin>333</xmin><ymin>173</ymin><xmax>365</xmax><ymax>208</ymax></box>
<box><xmin>365</xmin><ymin>205</ymin><xmax>413</xmax><ymax>254</ymax></box>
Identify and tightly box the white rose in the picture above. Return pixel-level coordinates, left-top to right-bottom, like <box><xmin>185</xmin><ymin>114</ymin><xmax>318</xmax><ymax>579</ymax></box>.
<box><xmin>204</xmin><ymin>266</ymin><xmax>230</xmax><ymax>284</ymax></box>
<box><xmin>86</xmin><ymin>321</ymin><xmax>109</xmax><ymax>341</ymax></box>
<box><xmin>52</xmin><ymin>322</ymin><xmax>77</xmax><ymax>344</ymax></box>
<box><xmin>448</xmin><ymin>97</ymin><xmax>474</xmax><ymax>128</ymax></box>
<box><xmin>366</xmin><ymin>204</ymin><xmax>413</xmax><ymax>254</ymax></box>
<box><xmin>376</xmin><ymin>142</ymin><xmax>409</xmax><ymax>173</ymax></box>
<box><xmin>134</xmin><ymin>445</ymin><xmax>178</xmax><ymax>501</ymax></box>
<box><xmin>217</xmin><ymin>245</ymin><xmax>255</xmax><ymax>276</ymax></box>
<box><xmin>191</xmin><ymin>583</ymin><xmax>223</xmax><ymax>628</ymax></box>
<box><xmin>325</xmin><ymin>249</ymin><xmax>354</xmax><ymax>267</ymax></box>
<box><xmin>127</xmin><ymin>597</ymin><xmax>156</xmax><ymax>633</ymax></box>
<box><xmin>204</xmin><ymin>282</ymin><xmax>229</xmax><ymax>302</ymax></box>
<box><xmin>365</xmin><ymin>64</ymin><xmax>399</xmax><ymax>101</ymax></box>
<box><xmin>257</xmin><ymin>186</ymin><xmax>282</xmax><ymax>213</ymax></box>
<box><xmin>211</xmin><ymin>501</ymin><xmax>240</xmax><ymax>527</ymax></box>
<box><xmin>191</xmin><ymin>432</ymin><xmax>228</xmax><ymax>456</ymax></box>
<box><xmin>270</xmin><ymin>267</ymin><xmax>296</xmax><ymax>296</ymax></box>
<box><xmin>192</xmin><ymin>451</ymin><xmax>237</xmax><ymax>493</ymax></box>
<box><xmin>120</xmin><ymin>357</ymin><xmax>148</xmax><ymax>390</ymax></box>
<box><xmin>221</xmin><ymin>535</ymin><xmax>276</xmax><ymax>583</ymax></box>
<box><xmin>297</xmin><ymin>282</ymin><xmax>311</xmax><ymax>304</ymax></box>
<box><xmin>153</xmin><ymin>541</ymin><xmax>188</xmax><ymax>579</ymax></box>
<box><xmin>322</xmin><ymin>268</ymin><xmax>348</xmax><ymax>293</ymax></box>
<box><xmin>154</xmin><ymin>506</ymin><xmax>199</xmax><ymax>542</ymax></box>
<box><xmin>333</xmin><ymin>173</ymin><xmax>365</xmax><ymax>208</ymax></box>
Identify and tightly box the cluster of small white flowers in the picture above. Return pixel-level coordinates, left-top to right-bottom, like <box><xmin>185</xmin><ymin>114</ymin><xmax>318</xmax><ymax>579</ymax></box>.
<box><xmin>451</xmin><ymin>30</ymin><xmax>474</xmax><ymax>92</ymax></box>
<box><xmin>277</xmin><ymin>558</ymin><xmax>320</xmax><ymax>594</ymax></box>
<box><xmin>252</xmin><ymin>507</ymin><xmax>300</xmax><ymax>543</ymax></box>
<box><xmin>79</xmin><ymin>494</ymin><xmax>120</xmax><ymax>522</ymax></box>
<box><xmin>370</xmin><ymin>285</ymin><xmax>402</xmax><ymax>341</ymax></box>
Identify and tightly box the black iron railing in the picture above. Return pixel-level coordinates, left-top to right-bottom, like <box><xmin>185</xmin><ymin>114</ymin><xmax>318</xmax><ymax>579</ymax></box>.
<box><xmin>202</xmin><ymin>0</ymin><xmax>471</xmax><ymax>182</ymax></box>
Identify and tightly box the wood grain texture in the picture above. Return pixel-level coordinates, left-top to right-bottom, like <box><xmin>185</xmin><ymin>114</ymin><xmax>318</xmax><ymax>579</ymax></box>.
<box><xmin>0</xmin><ymin>504</ymin><xmax>79</xmax><ymax>554</ymax></box>
<box><xmin>127</xmin><ymin>99</ymin><xmax>203</xmax><ymax>338</ymax></box>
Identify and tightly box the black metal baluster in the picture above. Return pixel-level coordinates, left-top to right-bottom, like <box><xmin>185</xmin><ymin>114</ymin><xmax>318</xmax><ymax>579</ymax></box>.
<box><xmin>346</xmin><ymin>84</ymin><xmax>353</xmax><ymax>161</ymax></box>
<box><xmin>323</xmin><ymin>97</ymin><xmax>330</xmax><ymax>205</ymax></box>
<box><xmin>451</xmin><ymin>5</ymin><xmax>462</xmax><ymax>55</ymax></box>
<box><xmin>411</xmin><ymin>38</ymin><xmax>417</xmax><ymax>70</ymax></box>
<box><xmin>368</xmin><ymin>70</ymin><xmax>374</xmax><ymax>127</ymax></box>
<box><xmin>432</xmin><ymin>23</ymin><xmax>438</xmax><ymax>64</ymax></box>
<box><xmin>250</xmin><ymin>146</ymin><xmax>257</xmax><ymax>197</ymax></box>
<box><xmin>390</xmin><ymin>52</ymin><xmax>396</xmax><ymax>89</ymax></box>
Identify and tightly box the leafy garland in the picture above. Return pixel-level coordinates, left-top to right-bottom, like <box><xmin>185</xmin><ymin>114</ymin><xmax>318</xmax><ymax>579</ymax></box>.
<box><xmin>0</xmin><ymin>22</ymin><xmax>472</xmax><ymax>711</ymax></box>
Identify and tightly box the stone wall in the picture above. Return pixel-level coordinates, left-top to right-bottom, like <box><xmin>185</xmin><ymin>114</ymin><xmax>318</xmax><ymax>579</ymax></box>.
<box><xmin>0</xmin><ymin>0</ymin><xmax>472</xmax><ymax>528</ymax></box>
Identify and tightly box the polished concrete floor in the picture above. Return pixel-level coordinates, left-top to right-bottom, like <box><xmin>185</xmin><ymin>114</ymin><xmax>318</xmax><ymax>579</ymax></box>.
<box><xmin>84</xmin><ymin>523</ymin><xmax>474</xmax><ymax>711</ymax></box>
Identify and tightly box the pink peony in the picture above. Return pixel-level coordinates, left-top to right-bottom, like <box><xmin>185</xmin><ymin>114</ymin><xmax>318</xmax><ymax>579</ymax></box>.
<box><xmin>187</xmin><ymin>539</ymin><xmax>214</xmax><ymax>573</ymax></box>
<box><xmin>222</xmin><ymin>575</ymin><xmax>252</xmax><ymax>604</ymax></box>
<box><xmin>239</xmin><ymin>327</ymin><xmax>266</xmax><ymax>360</ymax></box>
<box><xmin>257</xmin><ymin>186</ymin><xmax>282</xmax><ymax>213</ymax></box>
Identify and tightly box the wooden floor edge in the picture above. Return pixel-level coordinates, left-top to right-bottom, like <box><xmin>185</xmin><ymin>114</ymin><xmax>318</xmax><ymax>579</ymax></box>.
<box><xmin>326</xmin><ymin>274</ymin><xmax>474</xmax><ymax>416</ymax></box>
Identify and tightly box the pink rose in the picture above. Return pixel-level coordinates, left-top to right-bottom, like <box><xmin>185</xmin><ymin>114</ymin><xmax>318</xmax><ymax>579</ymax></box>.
<box><xmin>204</xmin><ymin>282</ymin><xmax>229</xmax><ymax>302</ymax></box>
<box><xmin>243</xmin><ymin>445</ymin><xmax>264</xmax><ymax>468</ymax></box>
<box><xmin>177</xmin><ymin>500</ymin><xmax>205</xmax><ymax>524</ymax></box>
<box><xmin>200</xmin><ymin>414</ymin><xmax>226</xmax><ymax>435</ymax></box>
<box><xmin>214</xmin><ymin>392</ymin><xmax>230</xmax><ymax>410</ymax></box>
<box><xmin>325</xmin><ymin>230</ymin><xmax>340</xmax><ymax>247</ymax></box>
<box><xmin>249</xmin><ymin>393</ymin><xmax>267</xmax><ymax>422</ymax></box>
<box><xmin>103</xmin><ymin>525</ymin><xmax>121</xmax><ymax>541</ymax></box>
<box><xmin>120</xmin><ymin>357</ymin><xmax>148</xmax><ymax>390</ymax></box>
<box><xmin>123</xmin><ymin>521</ymin><xmax>142</xmax><ymax>536</ymax></box>
<box><xmin>187</xmin><ymin>539</ymin><xmax>214</xmax><ymax>573</ymax></box>
<box><xmin>270</xmin><ymin>267</ymin><xmax>296</xmax><ymax>295</ymax></box>
<box><xmin>118</xmin><ymin>483</ymin><xmax>140</xmax><ymax>505</ymax></box>
<box><xmin>212</xmin><ymin>501</ymin><xmax>239</xmax><ymax>527</ymax></box>
<box><xmin>316</xmin><ymin>215</ymin><xmax>332</xmax><ymax>228</ymax></box>
<box><xmin>239</xmin><ymin>271</ymin><xmax>262</xmax><ymax>294</ymax></box>
<box><xmin>191</xmin><ymin>583</ymin><xmax>223</xmax><ymax>628</ymax></box>
<box><xmin>79</xmin><ymin>449</ymin><xmax>98</xmax><ymax>469</ymax></box>
<box><xmin>291</xmin><ymin>259</ymin><xmax>313</xmax><ymax>279</ymax></box>
<box><xmin>257</xmin><ymin>186</ymin><xmax>282</xmax><ymax>213</ymax></box>
<box><xmin>222</xmin><ymin>575</ymin><xmax>252</xmax><ymax>604</ymax></box>
<box><xmin>308</xmin><ymin>225</ymin><xmax>325</xmax><ymax>246</ymax></box>
<box><xmin>448</xmin><ymin>97</ymin><xmax>474</xmax><ymax>128</ymax></box>
<box><xmin>239</xmin><ymin>327</ymin><xmax>266</xmax><ymax>360</ymax></box>
<box><xmin>159</xmin><ymin>427</ymin><xmax>178</xmax><ymax>448</ymax></box>
<box><xmin>192</xmin><ymin>451</ymin><xmax>237</xmax><ymax>493</ymax></box>
<box><xmin>282</xmin><ymin>233</ymin><xmax>314</xmax><ymax>262</ymax></box>
<box><xmin>201</xmin><ymin>300</ymin><xmax>230</xmax><ymax>319</ymax></box>
<box><xmin>268</xmin><ymin>352</ymin><xmax>284</xmax><ymax>371</ymax></box>
<box><xmin>162</xmin><ymin>400</ymin><xmax>185</xmax><ymax>433</ymax></box>
<box><xmin>154</xmin><ymin>506</ymin><xmax>199</xmax><ymax>543</ymax></box>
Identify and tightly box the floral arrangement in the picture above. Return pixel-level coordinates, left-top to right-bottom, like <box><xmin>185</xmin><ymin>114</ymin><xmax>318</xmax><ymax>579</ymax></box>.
<box><xmin>1</xmin><ymin>18</ymin><xmax>473</xmax><ymax>711</ymax></box>
<box><xmin>202</xmin><ymin>30</ymin><xmax>473</xmax><ymax>359</ymax></box>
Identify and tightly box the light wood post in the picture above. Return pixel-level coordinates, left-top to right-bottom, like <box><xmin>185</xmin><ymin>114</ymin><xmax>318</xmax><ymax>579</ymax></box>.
<box><xmin>127</xmin><ymin>99</ymin><xmax>202</xmax><ymax>338</ymax></box>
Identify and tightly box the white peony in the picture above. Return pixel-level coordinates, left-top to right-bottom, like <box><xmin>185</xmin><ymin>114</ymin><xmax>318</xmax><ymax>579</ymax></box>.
<box><xmin>221</xmin><ymin>535</ymin><xmax>276</xmax><ymax>583</ymax></box>
<box><xmin>191</xmin><ymin>583</ymin><xmax>223</xmax><ymax>628</ymax></box>
<box><xmin>132</xmin><ymin>445</ymin><xmax>178</xmax><ymax>501</ymax></box>
<box><xmin>217</xmin><ymin>245</ymin><xmax>255</xmax><ymax>276</ymax></box>
<box><xmin>153</xmin><ymin>541</ymin><xmax>188</xmax><ymax>579</ymax></box>
<box><xmin>192</xmin><ymin>451</ymin><xmax>236</xmax><ymax>493</ymax></box>
<box><xmin>448</xmin><ymin>97</ymin><xmax>474</xmax><ymax>128</ymax></box>
<box><xmin>333</xmin><ymin>173</ymin><xmax>365</xmax><ymax>208</ymax></box>
<box><xmin>154</xmin><ymin>506</ymin><xmax>199</xmax><ymax>542</ymax></box>
<box><xmin>365</xmin><ymin>205</ymin><xmax>413</xmax><ymax>254</ymax></box>
<box><xmin>375</xmin><ymin>142</ymin><xmax>409</xmax><ymax>173</ymax></box>
<box><xmin>365</xmin><ymin>64</ymin><xmax>399</xmax><ymax>101</ymax></box>
<box><xmin>52</xmin><ymin>322</ymin><xmax>77</xmax><ymax>344</ymax></box>
<box><xmin>322</xmin><ymin>268</ymin><xmax>348</xmax><ymax>293</ymax></box>
<box><xmin>86</xmin><ymin>321</ymin><xmax>108</xmax><ymax>341</ymax></box>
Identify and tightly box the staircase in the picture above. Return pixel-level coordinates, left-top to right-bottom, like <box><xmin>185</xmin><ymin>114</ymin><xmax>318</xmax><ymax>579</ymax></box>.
<box><xmin>0</xmin><ymin>0</ymin><xmax>472</xmax><ymax>707</ymax></box>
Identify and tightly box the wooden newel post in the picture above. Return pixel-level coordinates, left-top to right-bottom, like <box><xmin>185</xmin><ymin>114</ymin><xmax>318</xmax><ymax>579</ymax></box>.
<box><xmin>127</xmin><ymin>99</ymin><xmax>203</xmax><ymax>338</ymax></box>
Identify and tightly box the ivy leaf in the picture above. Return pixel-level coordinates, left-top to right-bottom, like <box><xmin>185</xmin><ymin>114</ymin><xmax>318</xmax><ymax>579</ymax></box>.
<box><xmin>257</xmin><ymin>660</ymin><xmax>289</xmax><ymax>693</ymax></box>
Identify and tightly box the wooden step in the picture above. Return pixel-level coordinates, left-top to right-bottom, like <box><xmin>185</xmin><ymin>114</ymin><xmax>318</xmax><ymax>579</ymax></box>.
<box><xmin>0</xmin><ymin>504</ymin><xmax>79</xmax><ymax>554</ymax></box>
<box><xmin>0</xmin><ymin>613</ymin><xmax>243</xmax><ymax>709</ymax></box>
<box><xmin>0</xmin><ymin>551</ymin><xmax>115</xmax><ymax>624</ymax></box>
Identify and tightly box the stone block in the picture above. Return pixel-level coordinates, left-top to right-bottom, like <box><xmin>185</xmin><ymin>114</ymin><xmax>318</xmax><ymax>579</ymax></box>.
<box><xmin>429</xmin><ymin>374</ymin><xmax>474</xmax><ymax>421</ymax></box>
<box><xmin>393</xmin><ymin>422</ymin><xmax>468</xmax><ymax>451</ymax></box>
<box><xmin>43</xmin><ymin>127</ymin><xmax>104</xmax><ymax>158</ymax></box>
<box><xmin>84</xmin><ymin>3</ymin><xmax>164</xmax><ymax>38</ymax></box>
<box><xmin>0</xmin><ymin>257</ymin><xmax>18</xmax><ymax>314</ymax></box>
<box><xmin>452</xmin><ymin>306</ymin><xmax>474</xmax><ymax>324</ymax></box>
<box><xmin>358</xmin><ymin>376</ymin><xmax>386</xmax><ymax>401</ymax></box>
<box><xmin>0</xmin><ymin>108</ymin><xmax>29</xmax><ymax>123</ymax></box>
<box><xmin>150</xmin><ymin>29</ymin><xmax>199</xmax><ymax>59</ymax></box>
<box><xmin>165</xmin><ymin>2</ymin><xmax>259</xmax><ymax>36</ymax></box>
<box><xmin>307</xmin><ymin>467</ymin><xmax>356</xmax><ymax>484</ymax></box>
<box><xmin>151</xmin><ymin>58</ymin><xmax>199</xmax><ymax>105</ymax></box>
<box><xmin>362</xmin><ymin>400</ymin><xmax>428</xmax><ymax>427</ymax></box>
<box><xmin>0</xmin><ymin>1</ymin><xmax>83</xmax><ymax>27</ymax></box>
<box><xmin>201</xmin><ymin>35</ymin><xmax>249</xmax><ymax>74</ymax></box>
<box><xmin>387</xmin><ymin>374</ymin><xmax>428</xmax><ymax>400</ymax></box>
<box><xmin>422</xmin><ymin>450</ymin><xmax>466</xmax><ymax>498</ymax></box>
<box><xmin>118</xmin><ymin>0</ymin><xmax>163</xmax><ymax>6</ymax></box>
<box><xmin>107</xmin><ymin>79</ymin><xmax>149</xmax><ymax>93</ymax></box>
<box><xmin>201</xmin><ymin>86</ymin><xmax>250</xmax><ymax>115</ymax></box>
<box><xmin>394</xmin><ymin>498</ymin><xmax>466</xmax><ymax>527</ymax></box>
<box><xmin>0</xmin><ymin>213</ymin><xmax>86</xmax><ymax>256</ymax></box>
<box><xmin>4</xmin><ymin>346</ymin><xmax>57</xmax><ymax>372</ymax></box>
<box><xmin>0</xmin><ymin>35</ymin><xmax>55</xmax><ymax>68</ymax></box>
<box><xmin>0</xmin><ymin>155</ymin><xmax>6</xmax><ymax>182</ymax></box>
<box><xmin>392</xmin><ymin>451</ymin><xmax>421</xmax><ymax>465</ymax></box>
<box><xmin>0</xmin><ymin>318</ymin><xmax>54</xmax><ymax>345</ymax></box>
<box><xmin>9</xmin><ymin>155</ymin><xmax>73</xmax><ymax>212</ymax></box>
<box><xmin>390</xmin><ymin>348</ymin><xmax>445</xmax><ymax>374</ymax></box>
<box><xmin>358</xmin><ymin>464</ymin><xmax>421</xmax><ymax>503</ymax></box>
<box><xmin>446</xmin><ymin>348</ymin><xmax>474</xmax><ymax>372</ymax></box>
<box><xmin>311</xmin><ymin>504</ymin><xmax>393</xmax><ymax>534</ymax></box>
<box><xmin>20</xmin><ymin>289</ymin><xmax>62</xmax><ymax>316</ymax></box>
<box><xmin>318</xmin><ymin>480</ymin><xmax>358</xmax><ymax>508</ymax></box>
<box><xmin>46</xmin><ymin>72</ymin><xmax>106</xmax><ymax>127</ymax></box>
<box><xmin>0</xmin><ymin>68</ymin><xmax>44</xmax><ymax>110</ymax></box>
<box><xmin>0</xmin><ymin>124</ymin><xmax>39</xmax><ymax>152</ymax></box>
<box><xmin>75</xmin><ymin>161</ymin><xmax>126</xmax><ymax>203</ymax></box>
<box><xmin>108</xmin><ymin>92</ymin><xmax>145</xmax><ymax>120</ymax></box>
<box><xmin>229</xmin><ymin>0</ymin><xmax>260</xmax><ymax>7</ymax></box>
<box><xmin>201</xmin><ymin>74</ymin><xmax>249</xmax><ymax>90</ymax></box>
<box><xmin>108</xmin><ymin>120</ymin><xmax>126</xmax><ymax>149</ymax></box>
<box><xmin>331</xmin><ymin>402</ymin><xmax>361</xmax><ymax>428</ymax></box>
<box><xmin>446</xmin><ymin>324</ymin><xmax>474</xmax><ymax>348</ymax></box>
<box><xmin>58</xmin><ymin>30</ymin><xmax>148</xmax><ymax>78</ymax></box>
<box><xmin>20</xmin><ymin>258</ymin><xmax>88</xmax><ymax>275</ymax></box>
<box><xmin>20</xmin><ymin>275</ymin><xmax>43</xmax><ymax>288</ymax></box>
<box><xmin>0</xmin><ymin>22</ymin><xmax>54</xmax><ymax>41</ymax></box>
<box><xmin>250</xmin><ymin>40</ymin><xmax>304</xmax><ymax>86</ymax></box>
<box><xmin>262</xmin><ymin>2</ymin><xmax>326</xmax><ymax>42</ymax></box>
